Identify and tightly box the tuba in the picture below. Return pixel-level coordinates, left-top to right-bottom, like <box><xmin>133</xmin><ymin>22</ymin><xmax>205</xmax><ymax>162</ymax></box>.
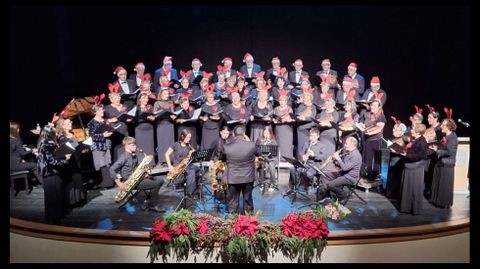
<box><xmin>114</xmin><ymin>154</ymin><xmax>154</xmax><ymax>203</ymax></box>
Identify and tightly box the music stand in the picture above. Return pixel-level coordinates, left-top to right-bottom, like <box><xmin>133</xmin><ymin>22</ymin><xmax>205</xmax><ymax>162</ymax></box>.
<box><xmin>282</xmin><ymin>156</ymin><xmax>312</xmax><ymax>204</ymax></box>
<box><xmin>297</xmin><ymin>162</ymin><xmax>334</xmax><ymax>209</ymax></box>
<box><xmin>254</xmin><ymin>145</ymin><xmax>279</xmax><ymax>193</ymax></box>
<box><xmin>191</xmin><ymin>148</ymin><xmax>215</xmax><ymax>204</ymax></box>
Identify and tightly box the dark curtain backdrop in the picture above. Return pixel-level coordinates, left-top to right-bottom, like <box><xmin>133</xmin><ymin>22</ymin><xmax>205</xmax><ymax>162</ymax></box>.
<box><xmin>9</xmin><ymin>5</ymin><xmax>470</xmax><ymax>140</ymax></box>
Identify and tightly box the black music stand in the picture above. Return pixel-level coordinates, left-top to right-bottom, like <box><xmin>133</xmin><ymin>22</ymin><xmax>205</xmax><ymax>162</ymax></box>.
<box><xmin>282</xmin><ymin>156</ymin><xmax>311</xmax><ymax>204</ymax></box>
<box><xmin>254</xmin><ymin>144</ymin><xmax>279</xmax><ymax>193</ymax></box>
<box><xmin>191</xmin><ymin>148</ymin><xmax>215</xmax><ymax>204</ymax></box>
<box><xmin>297</xmin><ymin>162</ymin><xmax>334</xmax><ymax>209</ymax></box>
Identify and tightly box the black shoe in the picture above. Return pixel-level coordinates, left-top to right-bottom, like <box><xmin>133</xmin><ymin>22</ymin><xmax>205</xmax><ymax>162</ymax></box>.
<box><xmin>148</xmin><ymin>206</ymin><xmax>166</xmax><ymax>213</ymax></box>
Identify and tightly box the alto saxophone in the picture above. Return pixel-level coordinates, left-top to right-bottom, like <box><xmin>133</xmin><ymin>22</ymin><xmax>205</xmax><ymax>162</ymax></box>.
<box><xmin>114</xmin><ymin>154</ymin><xmax>154</xmax><ymax>203</ymax></box>
<box><xmin>166</xmin><ymin>145</ymin><xmax>194</xmax><ymax>183</ymax></box>
<box><xmin>210</xmin><ymin>160</ymin><xmax>225</xmax><ymax>192</ymax></box>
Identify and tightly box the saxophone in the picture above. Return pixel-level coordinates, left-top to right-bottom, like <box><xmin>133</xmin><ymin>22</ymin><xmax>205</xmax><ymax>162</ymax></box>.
<box><xmin>166</xmin><ymin>146</ymin><xmax>193</xmax><ymax>183</ymax></box>
<box><xmin>114</xmin><ymin>154</ymin><xmax>154</xmax><ymax>203</ymax></box>
<box><xmin>210</xmin><ymin>160</ymin><xmax>225</xmax><ymax>192</ymax></box>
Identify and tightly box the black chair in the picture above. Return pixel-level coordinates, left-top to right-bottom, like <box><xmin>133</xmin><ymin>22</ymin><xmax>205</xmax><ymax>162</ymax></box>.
<box><xmin>10</xmin><ymin>170</ymin><xmax>32</xmax><ymax>197</ymax></box>
<box><xmin>342</xmin><ymin>177</ymin><xmax>367</xmax><ymax>206</ymax></box>
<box><xmin>117</xmin><ymin>187</ymin><xmax>152</xmax><ymax>209</ymax></box>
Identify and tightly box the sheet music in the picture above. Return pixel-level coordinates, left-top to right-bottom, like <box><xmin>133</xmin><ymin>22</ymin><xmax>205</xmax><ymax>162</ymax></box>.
<box><xmin>354</xmin><ymin>122</ymin><xmax>366</xmax><ymax>132</ymax></box>
<box><xmin>227</xmin><ymin>119</ymin><xmax>242</xmax><ymax>125</ymax></box>
<box><xmin>82</xmin><ymin>137</ymin><xmax>93</xmax><ymax>146</ymax></box>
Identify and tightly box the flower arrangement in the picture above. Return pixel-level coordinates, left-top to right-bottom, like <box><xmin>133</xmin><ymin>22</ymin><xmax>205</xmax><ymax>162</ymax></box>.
<box><xmin>148</xmin><ymin>204</ymin><xmax>349</xmax><ymax>263</ymax></box>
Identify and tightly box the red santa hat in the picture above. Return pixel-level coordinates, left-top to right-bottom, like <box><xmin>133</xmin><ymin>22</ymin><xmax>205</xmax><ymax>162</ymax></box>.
<box><xmin>163</xmin><ymin>56</ymin><xmax>173</xmax><ymax>64</ymax></box>
<box><xmin>192</xmin><ymin>58</ymin><xmax>202</xmax><ymax>66</ymax></box>
<box><xmin>113</xmin><ymin>66</ymin><xmax>126</xmax><ymax>75</ymax></box>
<box><xmin>370</xmin><ymin>76</ymin><xmax>381</xmax><ymax>86</ymax></box>
<box><xmin>222</xmin><ymin>57</ymin><xmax>232</xmax><ymax>64</ymax></box>
<box><xmin>321</xmin><ymin>59</ymin><xmax>331</xmax><ymax>65</ymax></box>
<box><xmin>292</xmin><ymin>59</ymin><xmax>303</xmax><ymax>66</ymax></box>
<box><xmin>348</xmin><ymin>62</ymin><xmax>357</xmax><ymax>69</ymax></box>
<box><xmin>271</xmin><ymin>57</ymin><xmax>280</xmax><ymax>63</ymax></box>
<box><xmin>243</xmin><ymin>53</ymin><xmax>254</xmax><ymax>62</ymax></box>
<box><xmin>342</xmin><ymin>77</ymin><xmax>353</xmax><ymax>84</ymax></box>
<box><xmin>134</xmin><ymin>62</ymin><xmax>145</xmax><ymax>71</ymax></box>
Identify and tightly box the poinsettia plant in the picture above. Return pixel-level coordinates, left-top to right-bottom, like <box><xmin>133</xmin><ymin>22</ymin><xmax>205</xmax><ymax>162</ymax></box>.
<box><xmin>148</xmin><ymin>205</ymin><xmax>349</xmax><ymax>263</ymax></box>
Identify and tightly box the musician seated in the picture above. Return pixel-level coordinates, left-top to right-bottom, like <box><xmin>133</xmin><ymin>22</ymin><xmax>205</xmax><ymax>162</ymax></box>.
<box><xmin>110</xmin><ymin>136</ymin><xmax>165</xmax><ymax>212</ymax></box>
<box><xmin>285</xmin><ymin>128</ymin><xmax>335</xmax><ymax>195</ymax></box>
<box><xmin>255</xmin><ymin>126</ymin><xmax>279</xmax><ymax>191</ymax></box>
<box><xmin>165</xmin><ymin>129</ymin><xmax>200</xmax><ymax>198</ymax></box>
<box><xmin>317</xmin><ymin>137</ymin><xmax>362</xmax><ymax>203</ymax></box>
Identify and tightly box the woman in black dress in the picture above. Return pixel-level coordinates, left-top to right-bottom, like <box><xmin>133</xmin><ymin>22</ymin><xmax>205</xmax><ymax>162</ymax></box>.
<box><xmin>272</xmin><ymin>90</ymin><xmax>295</xmax><ymax>159</ymax></box>
<box><xmin>430</xmin><ymin>117</ymin><xmax>458</xmax><ymax>208</ymax></box>
<box><xmin>255</xmin><ymin>126</ymin><xmax>279</xmax><ymax>191</ymax></box>
<box><xmin>175</xmin><ymin>97</ymin><xmax>199</xmax><ymax>149</ymax></box>
<box><xmin>200</xmin><ymin>91</ymin><xmax>222</xmax><ymax>150</ymax></box>
<box><xmin>399</xmin><ymin>123</ymin><xmax>427</xmax><ymax>215</ymax></box>
<box><xmin>37</xmin><ymin>124</ymin><xmax>73</xmax><ymax>224</ymax></box>
<box><xmin>134</xmin><ymin>93</ymin><xmax>156</xmax><ymax>159</ymax></box>
<box><xmin>154</xmin><ymin>89</ymin><xmax>176</xmax><ymax>164</ymax></box>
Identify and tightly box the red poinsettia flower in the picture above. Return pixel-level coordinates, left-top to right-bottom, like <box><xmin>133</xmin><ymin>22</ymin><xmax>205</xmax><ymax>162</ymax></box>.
<box><xmin>406</xmin><ymin>142</ymin><xmax>413</xmax><ymax>149</ymax></box>
<box><xmin>240</xmin><ymin>108</ymin><xmax>245</xmax><ymax>114</ymax></box>
<box><xmin>170</xmin><ymin>221</ymin><xmax>190</xmax><ymax>236</ymax></box>
<box><xmin>233</xmin><ymin>215</ymin><xmax>258</xmax><ymax>236</ymax></box>
<box><xmin>212</xmin><ymin>105</ymin><xmax>218</xmax><ymax>112</ymax></box>
<box><xmin>195</xmin><ymin>220</ymin><xmax>209</xmax><ymax>235</ymax></box>
<box><xmin>168</xmin><ymin>89</ymin><xmax>174</xmax><ymax>95</ymax></box>
<box><xmin>441</xmin><ymin>137</ymin><xmax>447</xmax><ymax>145</ymax></box>
<box><xmin>150</xmin><ymin>219</ymin><xmax>172</xmax><ymax>242</ymax></box>
<box><xmin>244</xmin><ymin>89</ymin><xmax>249</xmax><ymax>95</ymax></box>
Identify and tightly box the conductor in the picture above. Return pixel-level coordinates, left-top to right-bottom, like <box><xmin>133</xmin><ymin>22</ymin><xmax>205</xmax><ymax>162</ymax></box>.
<box><xmin>224</xmin><ymin>125</ymin><xmax>257</xmax><ymax>214</ymax></box>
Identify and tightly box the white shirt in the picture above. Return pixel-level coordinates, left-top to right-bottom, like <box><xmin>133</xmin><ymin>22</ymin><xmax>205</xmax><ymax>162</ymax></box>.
<box><xmin>295</xmin><ymin>71</ymin><xmax>301</xmax><ymax>83</ymax></box>
<box><xmin>136</xmin><ymin>76</ymin><xmax>142</xmax><ymax>87</ymax></box>
<box><xmin>225</xmin><ymin>70</ymin><xmax>231</xmax><ymax>78</ymax></box>
<box><xmin>247</xmin><ymin>67</ymin><xmax>253</xmax><ymax>77</ymax></box>
<box><xmin>193</xmin><ymin>70</ymin><xmax>200</xmax><ymax>77</ymax></box>
<box><xmin>119</xmin><ymin>80</ymin><xmax>130</xmax><ymax>94</ymax></box>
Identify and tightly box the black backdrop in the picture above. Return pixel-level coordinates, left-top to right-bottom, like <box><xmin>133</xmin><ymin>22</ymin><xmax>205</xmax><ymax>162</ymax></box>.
<box><xmin>9</xmin><ymin>4</ymin><xmax>471</xmax><ymax>139</ymax></box>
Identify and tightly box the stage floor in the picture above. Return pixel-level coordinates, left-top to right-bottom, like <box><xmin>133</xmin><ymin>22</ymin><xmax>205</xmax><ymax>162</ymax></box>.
<box><xmin>10</xmin><ymin>168</ymin><xmax>470</xmax><ymax>232</ymax></box>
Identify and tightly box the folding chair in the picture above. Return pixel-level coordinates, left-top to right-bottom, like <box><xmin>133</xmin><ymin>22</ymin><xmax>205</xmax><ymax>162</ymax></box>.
<box><xmin>342</xmin><ymin>177</ymin><xmax>367</xmax><ymax>206</ymax></box>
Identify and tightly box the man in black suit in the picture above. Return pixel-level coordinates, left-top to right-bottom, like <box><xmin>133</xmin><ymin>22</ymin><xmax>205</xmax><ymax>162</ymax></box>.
<box><xmin>224</xmin><ymin>125</ymin><xmax>257</xmax><ymax>214</ymax></box>
<box><xmin>114</xmin><ymin>66</ymin><xmax>137</xmax><ymax>110</ymax></box>
<box><xmin>110</xmin><ymin>136</ymin><xmax>165</xmax><ymax>212</ymax></box>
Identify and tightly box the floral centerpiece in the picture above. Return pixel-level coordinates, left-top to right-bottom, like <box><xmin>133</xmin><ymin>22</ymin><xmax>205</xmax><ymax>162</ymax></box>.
<box><xmin>148</xmin><ymin>203</ymin><xmax>349</xmax><ymax>263</ymax></box>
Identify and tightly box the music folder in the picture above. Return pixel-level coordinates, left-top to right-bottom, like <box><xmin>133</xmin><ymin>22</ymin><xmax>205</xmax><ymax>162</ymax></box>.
<box><xmin>117</xmin><ymin>106</ymin><xmax>137</xmax><ymax>122</ymax></box>
<box><xmin>182</xmin><ymin>108</ymin><xmax>202</xmax><ymax>122</ymax></box>
<box><xmin>94</xmin><ymin>123</ymin><xmax>119</xmax><ymax>134</ymax></box>
<box><xmin>54</xmin><ymin>141</ymin><xmax>80</xmax><ymax>158</ymax></box>
<box><xmin>388</xmin><ymin>143</ymin><xmax>406</xmax><ymax>154</ymax></box>
<box><xmin>120</xmin><ymin>88</ymin><xmax>140</xmax><ymax>99</ymax></box>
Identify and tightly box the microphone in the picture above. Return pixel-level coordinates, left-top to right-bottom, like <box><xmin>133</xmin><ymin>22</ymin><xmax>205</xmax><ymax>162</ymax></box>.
<box><xmin>458</xmin><ymin>119</ymin><xmax>470</xmax><ymax>128</ymax></box>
